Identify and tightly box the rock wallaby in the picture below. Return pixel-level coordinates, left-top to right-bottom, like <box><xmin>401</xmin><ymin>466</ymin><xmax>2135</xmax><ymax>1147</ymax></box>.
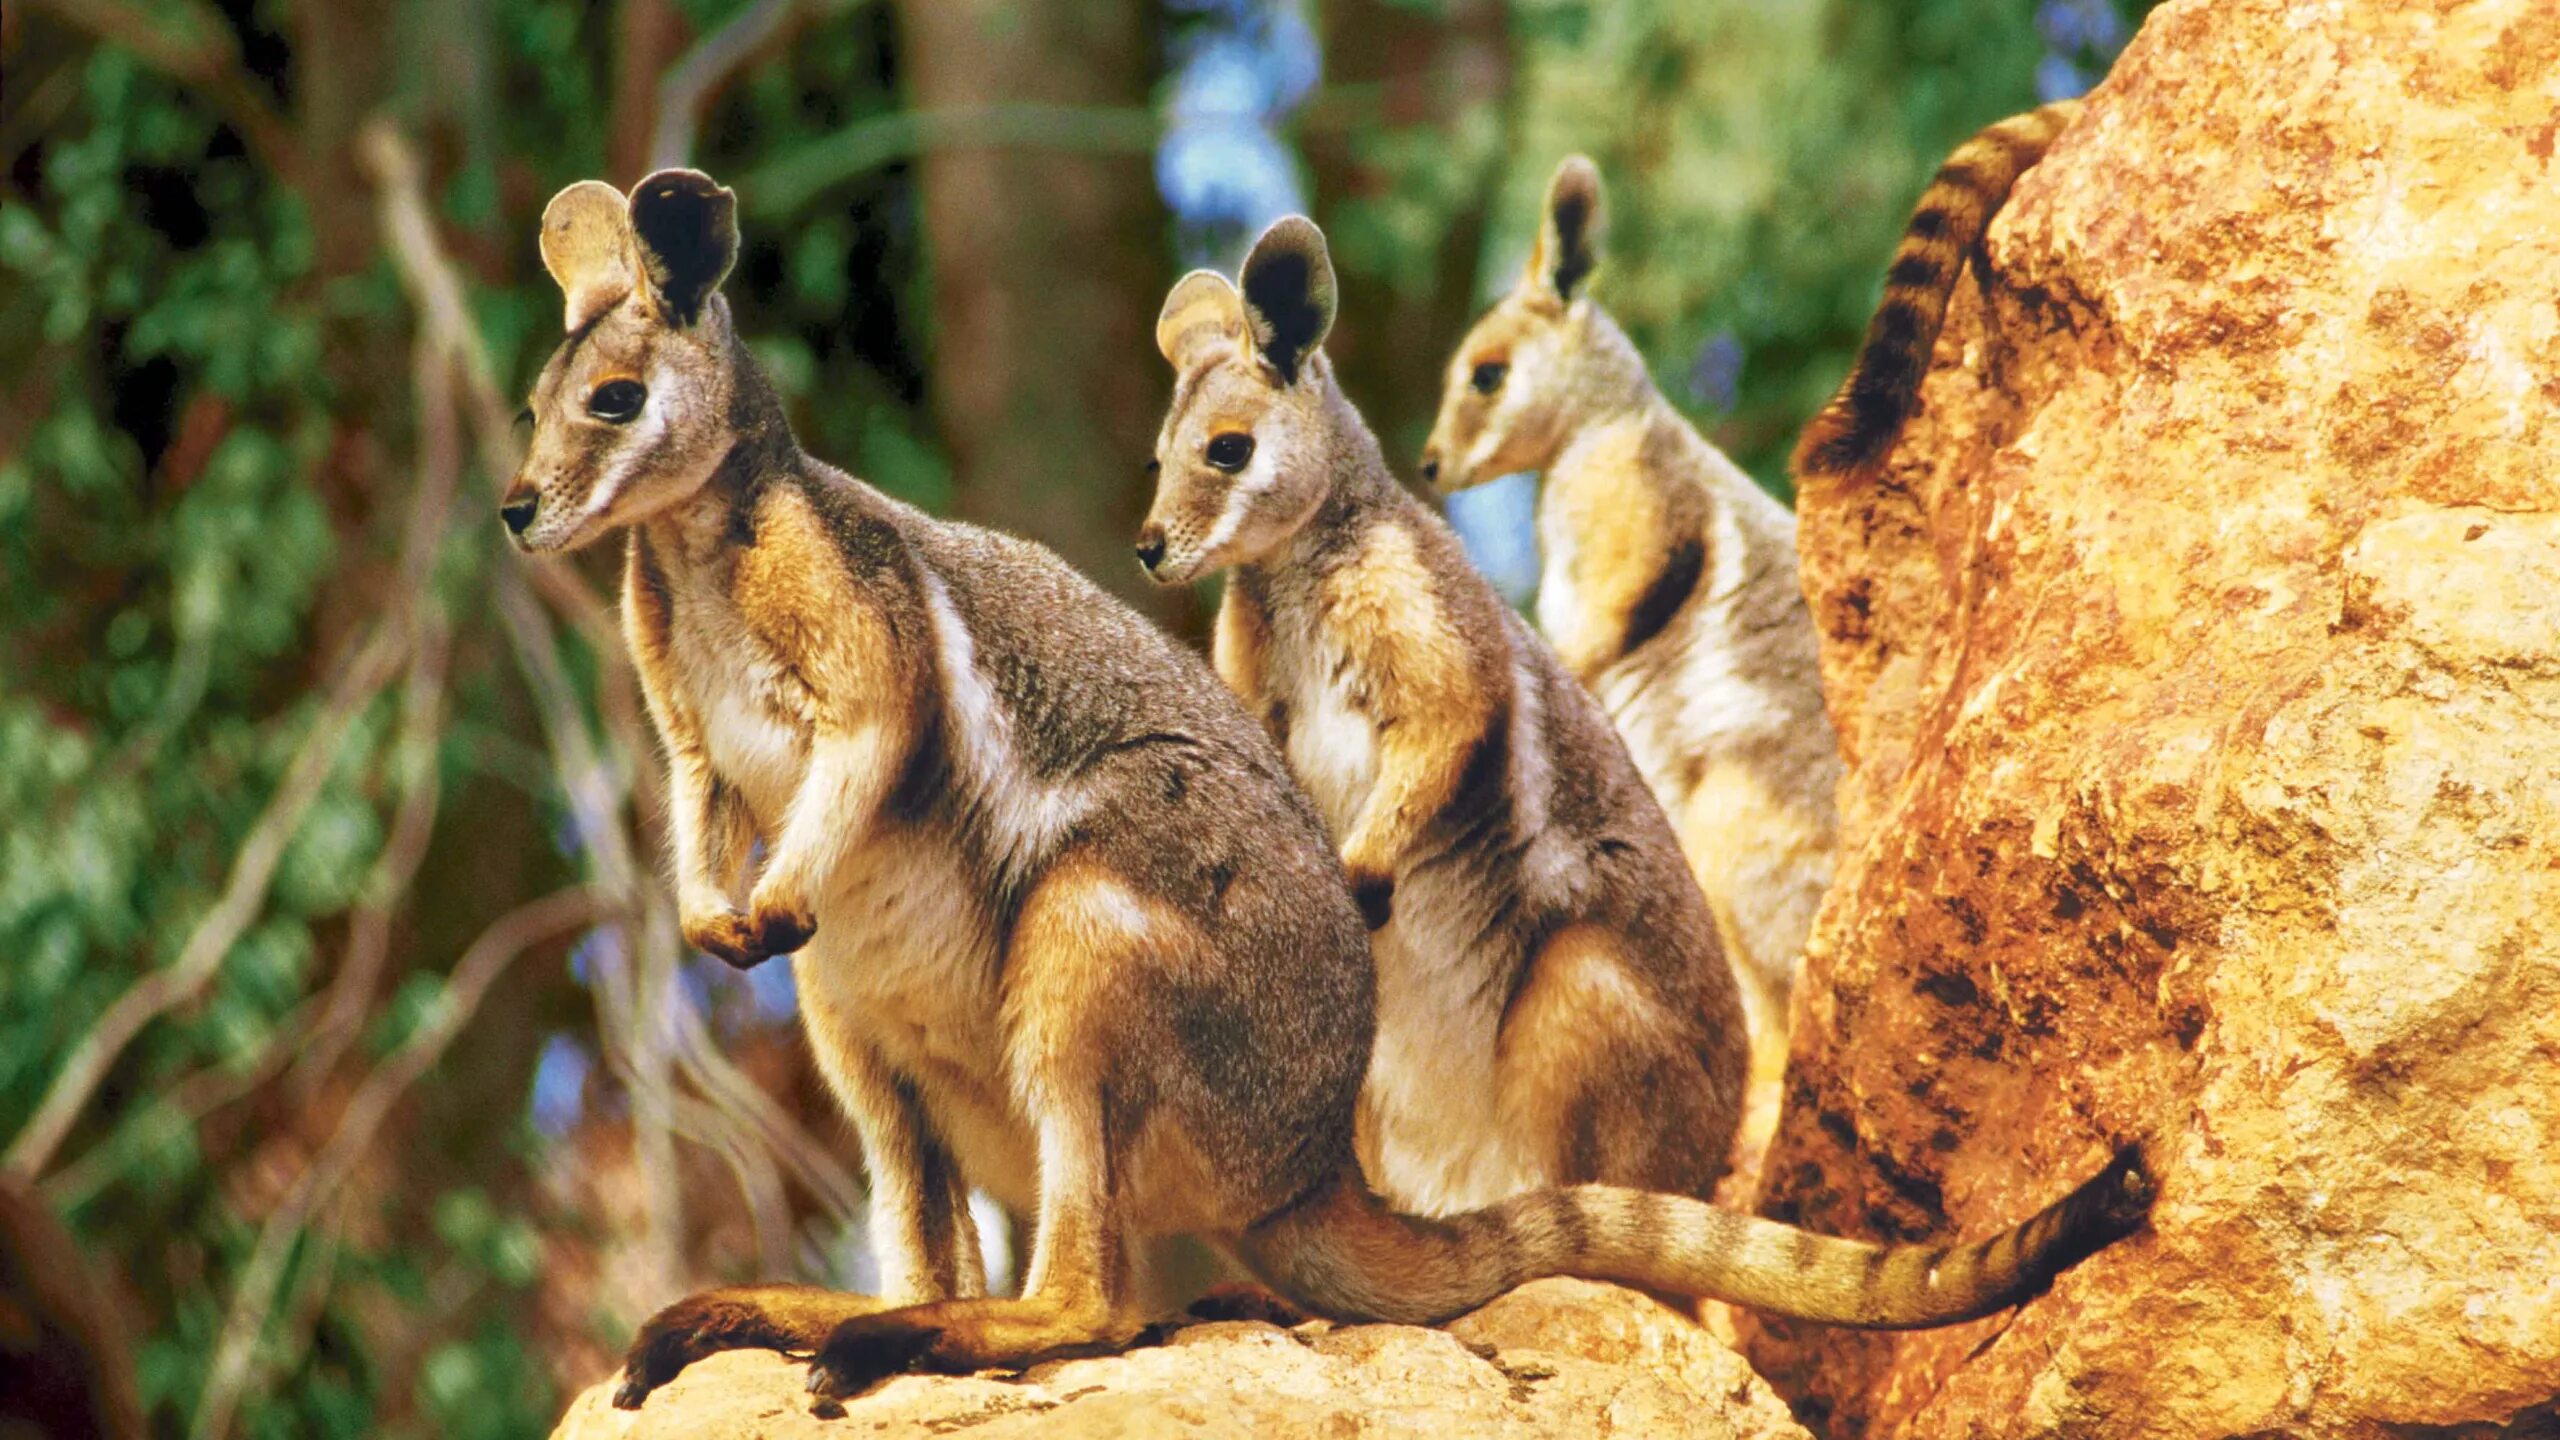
<box><xmin>503</xmin><ymin>169</ymin><xmax>2151</xmax><ymax>1411</ymax></box>
<box><xmin>1138</xmin><ymin>213</ymin><xmax>2149</xmax><ymax>1329</ymax></box>
<box><xmin>1795</xmin><ymin>100</ymin><xmax>2082</xmax><ymax>482</ymax></box>
<box><xmin>1420</xmin><ymin>156</ymin><xmax>1838</xmax><ymax>1083</ymax></box>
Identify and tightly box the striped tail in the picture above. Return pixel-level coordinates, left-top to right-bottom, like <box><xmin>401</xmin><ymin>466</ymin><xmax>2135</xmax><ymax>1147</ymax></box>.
<box><xmin>1239</xmin><ymin>1140</ymin><xmax>2152</xmax><ymax>1330</ymax></box>
<box><xmin>1793</xmin><ymin>100</ymin><xmax>2082</xmax><ymax>484</ymax></box>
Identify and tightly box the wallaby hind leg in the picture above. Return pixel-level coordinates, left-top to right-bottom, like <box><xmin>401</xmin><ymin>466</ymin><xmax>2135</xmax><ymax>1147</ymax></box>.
<box><xmin>805</xmin><ymin>1002</ymin><xmax>986</xmax><ymax>1302</ymax></box>
<box><xmin>1498</xmin><ymin>923</ymin><xmax>1741</xmax><ymax>1198</ymax></box>
<box><xmin>805</xmin><ymin>855</ymin><xmax>1170</xmax><ymax>1400</ymax></box>
<box><xmin>614</xmin><ymin>1009</ymin><xmax>973</xmax><ymax>1410</ymax></box>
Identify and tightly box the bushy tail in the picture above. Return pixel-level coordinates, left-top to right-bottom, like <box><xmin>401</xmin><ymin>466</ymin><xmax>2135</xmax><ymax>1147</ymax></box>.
<box><xmin>1239</xmin><ymin>1141</ymin><xmax>2151</xmax><ymax>1330</ymax></box>
<box><xmin>1793</xmin><ymin>100</ymin><xmax>2082</xmax><ymax>484</ymax></box>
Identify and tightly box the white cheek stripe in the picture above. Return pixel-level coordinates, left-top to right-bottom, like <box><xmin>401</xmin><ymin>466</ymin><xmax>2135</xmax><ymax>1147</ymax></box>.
<box><xmin>1196</xmin><ymin>451</ymin><xmax>1273</xmax><ymax>562</ymax></box>
<box><xmin>573</xmin><ymin>370</ymin><xmax>673</xmax><ymax>532</ymax></box>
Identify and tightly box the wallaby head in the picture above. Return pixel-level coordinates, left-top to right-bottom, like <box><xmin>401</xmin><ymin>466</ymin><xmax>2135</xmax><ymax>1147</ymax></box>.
<box><xmin>1138</xmin><ymin>216</ymin><xmax>1343</xmax><ymax>586</ymax></box>
<box><xmin>502</xmin><ymin>170</ymin><xmax>750</xmax><ymax>553</ymax></box>
<box><xmin>1421</xmin><ymin>155</ymin><xmax>1617</xmax><ymax>494</ymax></box>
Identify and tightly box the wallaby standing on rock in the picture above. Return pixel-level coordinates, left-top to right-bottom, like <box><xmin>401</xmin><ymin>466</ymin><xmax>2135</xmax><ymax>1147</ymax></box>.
<box><xmin>504</xmin><ymin>168</ymin><xmax>2152</xmax><ymax>1413</ymax></box>
<box><xmin>1421</xmin><ymin>156</ymin><xmax>1839</xmax><ymax>1095</ymax></box>
<box><xmin>1138</xmin><ymin>212</ymin><xmax>2146</xmax><ymax>1306</ymax></box>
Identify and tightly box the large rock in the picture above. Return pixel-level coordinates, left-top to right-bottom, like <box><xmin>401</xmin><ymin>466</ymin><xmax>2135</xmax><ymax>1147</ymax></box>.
<box><xmin>1751</xmin><ymin>0</ymin><xmax>2560</xmax><ymax>1434</ymax></box>
<box><xmin>552</xmin><ymin>1280</ymin><xmax>1812</xmax><ymax>1439</ymax></box>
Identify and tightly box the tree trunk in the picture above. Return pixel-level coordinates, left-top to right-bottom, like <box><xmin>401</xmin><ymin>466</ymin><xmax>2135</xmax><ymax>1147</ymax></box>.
<box><xmin>1302</xmin><ymin>0</ymin><xmax>1510</xmax><ymax>468</ymax></box>
<box><xmin>892</xmin><ymin>0</ymin><xmax>1185</xmax><ymax>631</ymax></box>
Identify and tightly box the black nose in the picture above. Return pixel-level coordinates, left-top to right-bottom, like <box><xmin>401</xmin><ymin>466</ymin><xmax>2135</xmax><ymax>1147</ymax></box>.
<box><xmin>500</xmin><ymin>494</ymin><xmax>539</xmax><ymax>536</ymax></box>
<box><xmin>1134</xmin><ymin>524</ymin><xmax>1167</xmax><ymax>574</ymax></box>
<box><xmin>1419</xmin><ymin>450</ymin><xmax>1441</xmax><ymax>484</ymax></box>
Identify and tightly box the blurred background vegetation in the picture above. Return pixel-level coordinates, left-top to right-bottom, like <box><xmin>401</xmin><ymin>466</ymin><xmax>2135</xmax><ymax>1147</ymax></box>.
<box><xmin>0</xmin><ymin>0</ymin><xmax>2138</xmax><ymax>1433</ymax></box>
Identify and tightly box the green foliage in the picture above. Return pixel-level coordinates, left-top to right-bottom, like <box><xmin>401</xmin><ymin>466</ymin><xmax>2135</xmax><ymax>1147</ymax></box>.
<box><xmin>1499</xmin><ymin>0</ymin><xmax>2055</xmax><ymax>491</ymax></box>
<box><xmin>2</xmin><ymin>1</ymin><xmax>2140</xmax><ymax>1434</ymax></box>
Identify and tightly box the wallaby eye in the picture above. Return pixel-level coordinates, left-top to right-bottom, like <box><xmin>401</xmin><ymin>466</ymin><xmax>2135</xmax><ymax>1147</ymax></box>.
<box><xmin>1470</xmin><ymin>361</ymin><xmax>1509</xmax><ymax>396</ymax></box>
<box><xmin>588</xmin><ymin>379</ymin><xmax>648</xmax><ymax>424</ymax></box>
<box><xmin>1206</xmin><ymin>432</ymin><xmax>1255</xmax><ymax>473</ymax></box>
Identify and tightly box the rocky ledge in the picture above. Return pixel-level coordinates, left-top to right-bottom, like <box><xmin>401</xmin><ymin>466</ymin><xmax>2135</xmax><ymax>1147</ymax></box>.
<box><xmin>551</xmin><ymin>1279</ymin><xmax>1812</xmax><ymax>1439</ymax></box>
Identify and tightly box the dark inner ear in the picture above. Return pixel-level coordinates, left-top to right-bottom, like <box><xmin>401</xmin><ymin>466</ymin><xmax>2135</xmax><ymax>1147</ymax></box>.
<box><xmin>629</xmin><ymin>170</ymin><xmax>739</xmax><ymax>328</ymax></box>
<box><xmin>1549</xmin><ymin>187</ymin><xmax>1597</xmax><ymax>302</ymax></box>
<box><xmin>1240</xmin><ymin>219</ymin><xmax>1337</xmax><ymax>386</ymax></box>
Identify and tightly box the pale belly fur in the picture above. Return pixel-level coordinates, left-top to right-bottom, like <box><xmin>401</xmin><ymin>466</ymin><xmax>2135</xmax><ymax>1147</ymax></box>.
<box><xmin>684</xmin><ymin>633</ymin><xmax>1039</xmax><ymax>1214</ymax></box>
<box><xmin>1283</xmin><ymin>652</ymin><xmax>1544</xmax><ymax>1217</ymax></box>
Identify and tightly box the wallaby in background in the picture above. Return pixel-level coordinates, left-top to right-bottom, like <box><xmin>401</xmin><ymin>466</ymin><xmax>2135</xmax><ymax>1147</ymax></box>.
<box><xmin>1139</xmin><ymin>211</ymin><xmax>2147</xmax><ymax>1316</ymax></box>
<box><xmin>505</xmin><ymin>169</ymin><xmax>2150</xmax><ymax>1412</ymax></box>
<box><xmin>1421</xmin><ymin>156</ymin><xmax>1838</xmax><ymax>1092</ymax></box>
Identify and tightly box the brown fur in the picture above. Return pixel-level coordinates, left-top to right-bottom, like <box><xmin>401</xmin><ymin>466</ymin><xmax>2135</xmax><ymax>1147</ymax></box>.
<box><xmin>1423</xmin><ymin>157</ymin><xmax>1841</xmax><ymax>1086</ymax></box>
<box><xmin>508</xmin><ymin>174</ymin><xmax>2155</xmax><ymax>1416</ymax></box>
<box><xmin>1144</xmin><ymin>216</ymin><xmax>2149</xmax><ymax>1338</ymax></box>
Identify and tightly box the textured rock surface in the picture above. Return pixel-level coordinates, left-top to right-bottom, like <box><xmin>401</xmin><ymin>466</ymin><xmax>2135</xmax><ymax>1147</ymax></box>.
<box><xmin>1751</xmin><ymin>0</ymin><xmax>2560</xmax><ymax>1435</ymax></box>
<box><xmin>550</xmin><ymin>1279</ymin><xmax>1811</xmax><ymax>1438</ymax></box>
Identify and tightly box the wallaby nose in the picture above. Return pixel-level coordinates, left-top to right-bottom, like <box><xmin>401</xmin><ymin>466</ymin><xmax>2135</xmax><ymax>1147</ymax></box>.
<box><xmin>500</xmin><ymin>491</ymin><xmax>539</xmax><ymax>537</ymax></box>
<box><xmin>1419</xmin><ymin>449</ymin><xmax>1442</xmax><ymax>485</ymax></box>
<box><xmin>1134</xmin><ymin>523</ymin><xmax>1168</xmax><ymax>575</ymax></box>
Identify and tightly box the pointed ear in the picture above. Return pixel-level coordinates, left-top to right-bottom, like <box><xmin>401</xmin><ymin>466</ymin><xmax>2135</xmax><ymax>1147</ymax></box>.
<box><xmin>1526</xmin><ymin>155</ymin><xmax>1605</xmax><ymax>304</ymax></box>
<box><xmin>540</xmin><ymin>181</ymin><xmax>639</xmax><ymax>332</ymax></box>
<box><xmin>1238</xmin><ymin>216</ymin><xmax>1337</xmax><ymax>386</ymax></box>
<box><xmin>1156</xmin><ymin>270</ymin><xmax>1247</xmax><ymax>370</ymax></box>
<box><xmin>626</xmin><ymin>169</ymin><xmax>739</xmax><ymax>328</ymax></box>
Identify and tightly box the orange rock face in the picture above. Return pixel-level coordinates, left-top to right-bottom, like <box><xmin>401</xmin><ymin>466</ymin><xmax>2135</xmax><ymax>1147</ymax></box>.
<box><xmin>1749</xmin><ymin>0</ymin><xmax>2560</xmax><ymax>1434</ymax></box>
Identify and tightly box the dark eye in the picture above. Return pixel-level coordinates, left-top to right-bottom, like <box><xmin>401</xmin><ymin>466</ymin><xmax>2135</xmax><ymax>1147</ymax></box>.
<box><xmin>1206</xmin><ymin>432</ymin><xmax>1254</xmax><ymax>472</ymax></box>
<box><xmin>1470</xmin><ymin>361</ymin><xmax>1508</xmax><ymax>396</ymax></box>
<box><xmin>588</xmin><ymin>379</ymin><xmax>647</xmax><ymax>424</ymax></box>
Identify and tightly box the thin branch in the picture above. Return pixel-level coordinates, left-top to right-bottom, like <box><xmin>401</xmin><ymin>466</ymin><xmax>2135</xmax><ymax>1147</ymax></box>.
<box><xmin>295</xmin><ymin>324</ymin><xmax>464</xmax><ymax>1088</ymax></box>
<box><xmin>189</xmin><ymin>886</ymin><xmax>607</xmax><ymax>1440</ymax></box>
<box><xmin>23</xmin><ymin>0</ymin><xmax>302</xmax><ymax>179</ymax></box>
<box><xmin>648</xmin><ymin>0</ymin><xmax>806</xmax><ymax>172</ymax></box>
<box><xmin>40</xmin><ymin>998</ymin><xmax>318</xmax><ymax>1211</ymax></box>
<box><xmin>5</xmin><ymin>624</ymin><xmax>404</xmax><ymax>1179</ymax></box>
<box><xmin>742</xmin><ymin>103</ymin><xmax>1163</xmax><ymax>218</ymax></box>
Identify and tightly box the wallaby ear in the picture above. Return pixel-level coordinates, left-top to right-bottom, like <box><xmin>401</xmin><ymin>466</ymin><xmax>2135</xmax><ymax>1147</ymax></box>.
<box><xmin>626</xmin><ymin>169</ymin><xmax>739</xmax><ymax>328</ymax></box>
<box><xmin>540</xmin><ymin>181</ymin><xmax>639</xmax><ymax>332</ymax></box>
<box><xmin>1238</xmin><ymin>216</ymin><xmax>1337</xmax><ymax>386</ymax></box>
<box><xmin>1156</xmin><ymin>270</ymin><xmax>1247</xmax><ymax>370</ymax></box>
<box><xmin>1526</xmin><ymin>155</ymin><xmax>1605</xmax><ymax>304</ymax></box>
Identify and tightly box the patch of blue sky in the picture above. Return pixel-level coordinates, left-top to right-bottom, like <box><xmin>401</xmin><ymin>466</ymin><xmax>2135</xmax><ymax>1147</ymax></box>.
<box><xmin>529</xmin><ymin>1032</ymin><xmax>592</xmax><ymax>1137</ymax></box>
<box><xmin>1443</xmin><ymin>476</ymin><xmax>1541</xmax><ymax>608</ymax></box>
<box><xmin>1158</xmin><ymin>1</ymin><xmax>1317</xmax><ymax>256</ymax></box>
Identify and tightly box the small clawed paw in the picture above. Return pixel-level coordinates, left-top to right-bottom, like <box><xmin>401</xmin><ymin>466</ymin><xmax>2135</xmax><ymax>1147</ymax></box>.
<box><xmin>805</xmin><ymin>1315</ymin><xmax>946</xmax><ymax>1402</ymax></box>
<box><xmin>685</xmin><ymin>905</ymin><xmax>815</xmax><ymax>970</ymax></box>
<box><xmin>1349</xmin><ymin>870</ymin><xmax>1394</xmax><ymax>931</ymax></box>
<box><xmin>748</xmin><ymin>904</ymin><xmax>816</xmax><ymax>957</ymax></box>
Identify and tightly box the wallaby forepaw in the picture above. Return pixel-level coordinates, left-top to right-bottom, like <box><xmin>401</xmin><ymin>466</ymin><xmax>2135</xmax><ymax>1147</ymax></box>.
<box><xmin>806</xmin><ymin>1313</ymin><xmax>945</xmax><ymax>1402</ymax></box>
<box><xmin>1349</xmin><ymin>870</ymin><xmax>1394</xmax><ymax>931</ymax></box>
<box><xmin>685</xmin><ymin>905</ymin><xmax>815</xmax><ymax>969</ymax></box>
